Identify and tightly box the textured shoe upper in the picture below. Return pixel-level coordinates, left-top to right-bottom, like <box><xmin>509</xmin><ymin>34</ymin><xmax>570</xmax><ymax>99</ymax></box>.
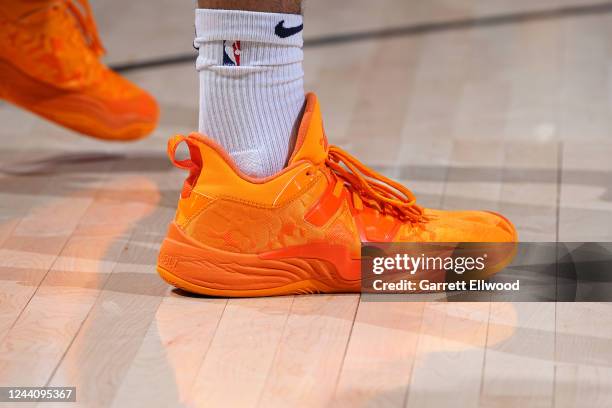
<box><xmin>0</xmin><ymin>0</ymin><xmax>159</xmax><ymax>140</ymax></box>
<box><xmin>0</xmin><ymin>0</ymin><xmax>105</xmax><ymax>89</ymax></box>
<box><xmin>167</xmin><ymin>93</ymin><xmax>517</xmax><ymax>254</ymax></box>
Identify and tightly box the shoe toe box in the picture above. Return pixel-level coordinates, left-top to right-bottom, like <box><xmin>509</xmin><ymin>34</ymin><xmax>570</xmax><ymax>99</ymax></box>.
<box><xmin>416</xmin><ymin>209</ymin><xmax>518</xmax><ymax>242</ymax></box>
<box><xmin>74</xmin><ymin>68</ymin><xmax>160</xmax><ymax>140</ymax></box>
<box><xmin>24</xmin><ymin>66</ymin><xmax>159</xmax><ymax>141</ymax></box>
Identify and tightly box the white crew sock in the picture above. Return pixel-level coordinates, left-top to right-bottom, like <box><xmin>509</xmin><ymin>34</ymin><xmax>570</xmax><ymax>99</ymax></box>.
<box><xmin>194</xmin><ymin>9</ymin><xmax>305</xmax><ymax>177</ymax></box>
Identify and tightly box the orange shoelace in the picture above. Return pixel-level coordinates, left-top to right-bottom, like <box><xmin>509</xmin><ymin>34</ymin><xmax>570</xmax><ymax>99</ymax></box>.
<box><xmin>326</xmin><ymin>145</ymin><xmax>426</xmax><ymax>223</ymax></box>
<box><xmin>65</xmin><ymin>0</ymin><xmax>105</xmax><ymax>56</ymax></box>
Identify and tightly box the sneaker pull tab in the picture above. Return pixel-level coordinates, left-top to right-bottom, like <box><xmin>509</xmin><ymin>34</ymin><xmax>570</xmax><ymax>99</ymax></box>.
<box><xmin>167</xmin><ymin>135</ymin><xmax>203</xmax><ymax>198</ymax></box>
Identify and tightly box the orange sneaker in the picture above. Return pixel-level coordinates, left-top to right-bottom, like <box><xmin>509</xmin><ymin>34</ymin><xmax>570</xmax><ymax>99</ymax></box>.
<box><xmin>157</xmin><ymin>93</ymin><xmax>517</xmax><ymax>297</ymax></box>
<box><xmin>0</xmin><ymin>0</ymin><xmax>158</xmax><ymax>141</ymax></box>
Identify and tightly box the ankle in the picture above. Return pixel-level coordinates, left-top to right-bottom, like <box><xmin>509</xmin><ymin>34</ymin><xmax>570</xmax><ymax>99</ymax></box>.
<box><xmin>195</xmin><ymin>8</ymin><xmax>305</xmax><ymax>177</ymax></box>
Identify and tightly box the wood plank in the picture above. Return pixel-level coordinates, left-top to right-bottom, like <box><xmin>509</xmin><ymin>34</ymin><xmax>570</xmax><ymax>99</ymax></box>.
<box><xmin>333</xmin><ymin>302</ymin><xmax>425</xmax><ymax>407</ymax></box>
<box><xmin>0</xmin><ymin>171</ymin><xmax>162</xmax><ymax>388</ymax></box>
<box><xmin>405</xmin><ymin>136</ymin><xmax>505</xmax><ymax>408</ymax></box>
<box><xmin>0</xmin><ymin>171</ymin><xmax>103</xmax><ymax>342</ymax></box>
<box><xmin>479</xmin><ymin>142</ymin><xmax>559</xmax><ymax>408</ymax></box>
<box><xmin>188</xmin><ymin>297</ymin><xmax>294</xmax><ymax>408</ymax></box>
<box><xmin>257</xmin><ymin>295</ymin><xmax>358</xmax><ymax>407</ymax></box>
<box><xmin>555</xmin><ymin>141</ymin><xmax>612</xmax><ymax>407</ymax></box>
<box><xmin>110</xmin><ymin>295</ymin><xmax>227</xmax><ymax>407</ymax></box>
<box><xmin>44</xmin><ymin>167</ymin><xmax>176</xmax><ymax>407</ymax></box>
<box><xmin>405</xmin><ymin>302</ymin><xmax>494</xmax><ymax>408</ymax></box>
<box><xmin>555</xmin><ymin>17</ymin><xmax>612</xmax><ymax>408</ymax></box>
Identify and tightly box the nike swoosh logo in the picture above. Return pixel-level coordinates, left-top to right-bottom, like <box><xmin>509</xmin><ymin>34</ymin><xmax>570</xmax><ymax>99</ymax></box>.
<box><xmin>275</xmin><ymin>20</ymin><xmax>304</xmax><ymax>38</ymax></box>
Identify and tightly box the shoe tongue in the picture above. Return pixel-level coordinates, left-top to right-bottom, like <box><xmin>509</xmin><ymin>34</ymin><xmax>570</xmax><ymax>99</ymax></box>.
<box><xmin>288</xmin><ymin>93</ymin><xmax>329</xmax><ymax>166</ymax></box>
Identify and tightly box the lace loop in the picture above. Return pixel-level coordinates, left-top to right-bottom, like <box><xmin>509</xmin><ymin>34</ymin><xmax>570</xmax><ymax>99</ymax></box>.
<box><xmin>325</xmin><ymin>145</ymin><xmax>426</xmax><ymax>222</ymax></box>
<box><xmin>66</xmin><ymin>0</ymin><xmax>105</xmax><ymax>56</ymax></box>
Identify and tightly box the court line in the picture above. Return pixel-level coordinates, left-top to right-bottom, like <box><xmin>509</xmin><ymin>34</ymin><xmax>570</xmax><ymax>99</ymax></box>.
<box><xmin>111</xmin><ymin>1</ymin><xmax>612</xmax><ymax>73</ymax></box>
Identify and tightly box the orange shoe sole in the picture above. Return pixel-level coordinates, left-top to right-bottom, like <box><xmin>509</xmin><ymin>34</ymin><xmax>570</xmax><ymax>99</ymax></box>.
<box><xmin>157</xmin><ymin>222</ymin><xmax>518</xmax><ymax>298</ymax></box>
<box><xmin>157</xmin><ymin>266</ymin><xmax>342</xmax><ymax>297</ymax></box>
<box><xmin>0</xmin><ymin>58</ymin><xmax>156</xmax><ymax>141</ymax></box>
<box><xmin>157</xmin><ymin>223</ymin><xmax>360</xmax><ymax>297</ymax></box>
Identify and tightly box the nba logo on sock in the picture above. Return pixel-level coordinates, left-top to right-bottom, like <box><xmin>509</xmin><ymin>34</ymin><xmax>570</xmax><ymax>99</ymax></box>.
<box><xmin>223</xmin><ymin>40</ymin><xmax>241</xmax><ymax>66</ymax></box>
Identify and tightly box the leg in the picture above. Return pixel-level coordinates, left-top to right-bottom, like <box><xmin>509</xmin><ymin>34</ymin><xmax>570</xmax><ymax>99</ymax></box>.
<box><xmin>195</xmin><ymin>0</ymin><xmax>304</xmax><ymax>176</ymax></box>
<box><xmin>158</xmin><ymin>0</ymin><xmax>518</xmax><ymax>298</ymax></box>
<box><xmin>197</xmin><ymin>0</ymin><xmax>301</xmax><ymax>14</ymax></box>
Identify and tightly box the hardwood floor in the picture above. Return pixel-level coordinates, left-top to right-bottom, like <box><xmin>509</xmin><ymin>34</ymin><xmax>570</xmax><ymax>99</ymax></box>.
<box><xmin>1</xmin><ymin>1</ymin><xmax>612</xmax><ymax>407</ymax></box>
